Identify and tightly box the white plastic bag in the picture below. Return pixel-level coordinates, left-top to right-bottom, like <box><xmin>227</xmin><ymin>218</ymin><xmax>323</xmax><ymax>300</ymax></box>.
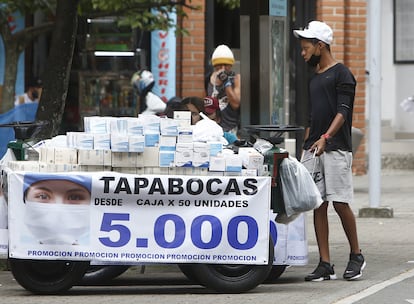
<box><xmin>192</xmin><ymin>112</ymin><xmax>227</xmax><ymax>144</ymax></box>
<box><xmin>279</xmin><ymin>156</ymin><xmax>323</xmax><ymax>217</ymax></box>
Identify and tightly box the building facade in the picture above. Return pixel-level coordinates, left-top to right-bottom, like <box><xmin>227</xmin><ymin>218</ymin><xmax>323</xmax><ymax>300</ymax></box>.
<box><xmin>178</xmin><ymin>0</ymin><xmax>367</xmax><ymax>174</ymax></box>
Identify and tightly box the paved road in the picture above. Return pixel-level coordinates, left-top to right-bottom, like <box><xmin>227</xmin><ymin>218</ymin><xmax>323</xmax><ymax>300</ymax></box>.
<box><xmin>0</xmin><ymin>169</ymin><xmax>413</xmax><ymax>304</ymax></box>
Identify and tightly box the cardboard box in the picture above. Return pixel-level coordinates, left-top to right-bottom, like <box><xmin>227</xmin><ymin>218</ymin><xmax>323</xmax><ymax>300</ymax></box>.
<box><xmin>112</xmin><ymin>167</ymin><xmax>137</xmax><ymax>174</ymax></box>
<box><xmin>144</xmin><ymin>167</ymin><xmax>169</xmax><ymax>175</ymax></box>
<box><xmin>143</xmin><ymin>147</ymin><xmax>159</xmax><ymax>167</ymax></box>
<box><xmin>209</xmin><ymin>155</ymin><xmax>225</xmax><ymax>171</ymax></box>
<box><xmin>177</xmin><ymin>128</ymin><xmax>193</xmax><ymax>143</ymax></box>
<box><xmin>238</xmin><ymin>147</ymin><xmax>264</xmax><ymax>170</ymax></box>
<box><xmin>111</xmin><ymin>152</ymin><xmax>138</xmax><ymax>168</ymax></box>
<box><xmin>225</xmin><ymin>154</ymin><xmax>242</xmax><ymax>172</ymax></box>
<box><xmin>209</xmin><ymin>141</ymin><xmax>223</xmax><ymax>157</ymax></box>
<box><xmin>39</xmin><ymin>147</ymin><xmax>55</xmax><ymax>164</ymax></box>
<box><xmin>7</xmin><ymin>161</ymin><xmax>40</xmax><ymax>172</ymax></box>
<box><xmin>159</xmin><ymin>135</ymin><xmax>177</xmax><ymax>146</ymax></box>
<box><xmin>175</xmin><ymin>142</ymin><xmax>193</xmax><ymax>167</ymax></box>
<box><xmin>78</xmin><ymin>149</ymin><xmax>111</xmax><ymax>166</ymax></box>
<box><xmin>54</xmin><ymin>163</ymin><xmax>80</xmax><ymax>172</ymax></box>
<box><xmin>173</xmin><ymin>111</ymin><xmax>191</xmax><ymax>128</ymax></box>
<box><xmin>78</xmin><ymin>165</ymin><xmax>111</xmax><ymax>172</ymax></box>
<box><xmin>136</xmin><ymin>152</ymin><xmax>144</xmax><ymax>167</ymax></box>
<box><xmin>241</xmin><ymin>169</ymin><xmax>258</xmax><ymax>176</ymax></box>
<box><xmin>54</xmin><ymin>147</ymin><xmax>78</xmax><ymax>164</ymax></box>
<box><xmin>159</xmin><ymin>146</ymin><xmax>176</xmax><ymax>167</ymax></box>
<box><xmin>144</xmin><ymin>133</ymin><xmax>160</xmax><ymax>147</ymax></box>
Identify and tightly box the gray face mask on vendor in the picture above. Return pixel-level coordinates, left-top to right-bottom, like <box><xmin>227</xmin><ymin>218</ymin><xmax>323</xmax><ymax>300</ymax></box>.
<box><xmin>24</xmin><ymin>202</ymin><xmax>90</xmax><ymax>245</ymax></box>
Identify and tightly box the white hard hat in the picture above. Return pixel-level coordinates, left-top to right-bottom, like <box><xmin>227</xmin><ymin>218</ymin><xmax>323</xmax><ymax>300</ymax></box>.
<box><xmin>211</xmin><ymin>45</ymin><xmax>235</xmax><ymax>66</ymax></box>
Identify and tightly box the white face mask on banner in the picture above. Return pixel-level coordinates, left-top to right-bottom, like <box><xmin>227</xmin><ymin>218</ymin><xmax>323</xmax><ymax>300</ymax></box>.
<box><xmin>24</xmin><ymin>201</ymin><xmax>90</xmax><ymax>245</ymax></box>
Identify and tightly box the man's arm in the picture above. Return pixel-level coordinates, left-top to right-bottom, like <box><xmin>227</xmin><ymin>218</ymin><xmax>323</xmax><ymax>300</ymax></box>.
<box><xmin>224</xmin><ymin>73</ymin><xmax>241</xmax><ymax>110</ymax></box>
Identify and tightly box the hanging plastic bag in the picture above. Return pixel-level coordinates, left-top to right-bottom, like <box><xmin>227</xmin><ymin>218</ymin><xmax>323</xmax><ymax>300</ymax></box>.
<box><xmin>279</xmin><ymin>156</ymin><xmax>323</xmax><ymax>217</ymax></box>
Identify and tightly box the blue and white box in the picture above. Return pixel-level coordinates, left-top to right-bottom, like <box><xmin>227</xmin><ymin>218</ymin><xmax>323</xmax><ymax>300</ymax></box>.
<box><xmin>209</xmin><ymin>141</ymin><xmax>223</xmax><ymax>157</ymax></box>
<box><xmin>175</xmin><ymin>142</ymin><xmax>193</xmax><ymax>167</ymax></box>
<box><xmin>160</xmin><ymin>118</ymin><xmax>179</xmax><ymax>136</ymax></box>
<box><xmin>159</xmin><ymin>146</ymin><xmax>176</xmax><ymax>167</ymax></box>
<box><xmin>76</xmin><ymin>132</ymin><xmax>94</xmax><ymax>150</ymax></box>
<box><xmin>193</xmin><ymin>142</ymin><xmax>210</xmax><ymax>167</ymax></box>
<box><xmin>94</xmin><ymin>133</ymin><xmax>111</xmax><ymax>150</ymax></box>
<box><xmin>127</xmin><ymin>118</ymin><xmax>144</xmax><ymax>135</ymax></box>
<box><xmin>129</xmin><ymin>134</ymin><xmax>145</xmax><ymax>152</ymax></box>
<box><xmin>111</xmin><ymin>133</ymin><xmax>129</xmax><ymax>152</ymax></box>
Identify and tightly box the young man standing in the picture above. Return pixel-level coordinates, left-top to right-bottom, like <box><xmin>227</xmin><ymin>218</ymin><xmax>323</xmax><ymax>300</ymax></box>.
<box><xmin>293</xmin><ymin>21</ymin><xmax>366</xmax><ymax>281</ymax></box>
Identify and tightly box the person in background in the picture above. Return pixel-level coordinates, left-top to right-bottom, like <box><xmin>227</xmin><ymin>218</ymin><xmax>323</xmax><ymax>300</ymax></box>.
<box><xmin>164</xmin><ymin>96</ymin><xmax>184</xmax><ymax>118</ymax></box>
<box><xmin>131</xmin><ymin>70</ymin><xmax>166</xmax><ymax>115</ymax></box>
<box><xmin>203</xmin><ymin>96</ymin><xmax>238</xmax><ymax>145</ymax></box>
<box><xmin>206</xmin><ymin>45</ymin><xmax>241</xmax><ymax>136</ymax></box>
<box><xmin>14</xmin><ymin>78</ymin><xmax>42</xmax><ymax>107</ymax></box>
<box><xmin>181</xmin><ymin>96</ymin><xmax>205</xmax><ymax>125</ymax></box>
<box><xmin>293</xmin><ymin>20</ymin><xmax>366</xmax><ymax>282</ymax></box>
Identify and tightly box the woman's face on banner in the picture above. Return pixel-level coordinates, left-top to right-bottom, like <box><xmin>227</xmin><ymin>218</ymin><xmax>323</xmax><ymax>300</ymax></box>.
<box><xmin>26</xmin><ymin>180</ymin><xmax>91</xmax><ymax>205</ymax></box>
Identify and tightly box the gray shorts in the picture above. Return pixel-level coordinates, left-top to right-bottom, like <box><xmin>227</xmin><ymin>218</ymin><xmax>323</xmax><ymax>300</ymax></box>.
<box><xmin>301</xmin><ymin>150</ymin><xmax>353</xmax><ymax>203</ymax></box>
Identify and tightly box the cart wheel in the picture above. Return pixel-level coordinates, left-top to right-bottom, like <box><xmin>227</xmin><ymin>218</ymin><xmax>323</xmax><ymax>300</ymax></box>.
<box><xmin>264</xmin><ymin>265</ymin><xmax>287</xmax><ymax>282</ymax></box>
<box><xmin>80</xmin><ymin>265</ymin><xmax>130</xmax><ymax>284</ymax></box>
<box><xmin>190</xmin><ymin>238</ymin><xmax>274</xmax><ymax>293</ymax></box>
<box><xmin>178</xmin><ymin>264</ymin><xmax>201</xmax><ymax>284</ymax></box>
<box><xmin>9</xmin><ymin>259</ymin><xmax>89</xmax><ymax>294</ymax></box>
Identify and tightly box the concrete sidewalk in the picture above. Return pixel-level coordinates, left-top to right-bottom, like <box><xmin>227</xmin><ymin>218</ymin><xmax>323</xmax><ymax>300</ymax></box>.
<box><xmin>352</xmin><ymin>169</ymin><xmax>414</xmax><ymax>215</ymax></box>
<box><xmin>305</xmin><ymin>169</ymin><xmax>414</xmax><ymax>277</ymax></box>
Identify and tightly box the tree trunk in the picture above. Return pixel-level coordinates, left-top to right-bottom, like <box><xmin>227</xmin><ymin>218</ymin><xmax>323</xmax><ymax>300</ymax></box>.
<box><xmin>1</xmin><ymin>43</ymin><xmax>20</xmax><ymax>112</ymax></box>
<box><xmin>35</xmin><ymin>0</ymin><xmax>80</xmax><ymax>139</ymax></box>
<box><xmin>0</xmin><ymin>19</ymin><xmax>54</xmax><ymax>113</ymax></box>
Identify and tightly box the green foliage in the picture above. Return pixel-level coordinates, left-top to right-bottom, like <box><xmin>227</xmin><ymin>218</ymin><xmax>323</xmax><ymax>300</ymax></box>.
<box><xmin>81</xmin><ymin>0</ymin><xmax>196</xmax><ymax>32</ymax></box>
<box><xmin>216</xmin><ymin>0</ymin><xmax>240</xmax><ymax>10</ymax></box>
<box><xmin>0</xmin><ymin>0</ymin><xmax>197</xmax><ymax>32</ymax></box>
<box><xmin>0</xmin><ymin>0</ymin><xmax>56</xmax><ymax>15</ymax></box>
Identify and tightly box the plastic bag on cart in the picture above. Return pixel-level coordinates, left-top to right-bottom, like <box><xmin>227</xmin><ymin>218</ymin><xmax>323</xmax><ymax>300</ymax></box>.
<box><xmin>278</xmin><ymin>156</ymin><xmax>322</xmax><ymax>218</ymax></box>
<box><xmin>193</xmin><ymin>112</ymin><xmax>227</xmax><ymax>144</ymax></box>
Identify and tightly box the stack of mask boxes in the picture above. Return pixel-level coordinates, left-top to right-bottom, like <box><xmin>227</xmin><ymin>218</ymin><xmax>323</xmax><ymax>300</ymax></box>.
<box><xmin>7</xmin><ymin>114</ymin><xmax>265</xmax><ymax>176</ymax></box>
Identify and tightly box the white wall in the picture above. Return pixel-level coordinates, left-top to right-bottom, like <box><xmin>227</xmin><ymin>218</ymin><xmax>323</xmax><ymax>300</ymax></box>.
<box><xmin>381</xmin><ymin>0</ymin><xmax>414</xmax><ymax>132</ymax></box>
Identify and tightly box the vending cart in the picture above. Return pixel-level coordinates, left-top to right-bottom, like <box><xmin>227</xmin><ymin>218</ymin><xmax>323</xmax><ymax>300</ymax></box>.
<box><xmin>0</xmin><ymin>119</ymin><xmax>307</xmax><ymax>294</ymax></box>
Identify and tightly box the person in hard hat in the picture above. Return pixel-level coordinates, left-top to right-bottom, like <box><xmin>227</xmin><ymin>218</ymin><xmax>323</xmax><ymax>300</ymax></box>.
<box><xmin>131</xmin><ymin>70</ymin><xmax>166</xmax><ymax>115</ymax></box>
<box><xmin>206</xmin><ymin>45</ymin><xmax>241</xmax><ymax>136</ymax></box>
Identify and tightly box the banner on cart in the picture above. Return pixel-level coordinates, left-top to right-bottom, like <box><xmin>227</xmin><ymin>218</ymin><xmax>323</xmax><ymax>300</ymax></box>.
<box><xmin>8</xmin><ymin>172</ymin><xmax>271</xmax><ymax>265</ymax></box>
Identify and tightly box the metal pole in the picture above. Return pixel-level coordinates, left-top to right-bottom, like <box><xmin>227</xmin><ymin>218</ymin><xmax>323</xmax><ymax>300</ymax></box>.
<box><xmin>368</xmin><ymin>0</ymin><xmax>382</xmax><ymax>208</ymax></box>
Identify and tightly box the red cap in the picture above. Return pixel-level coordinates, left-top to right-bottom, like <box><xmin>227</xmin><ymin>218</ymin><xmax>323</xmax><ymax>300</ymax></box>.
<box><xmin>203</xmin><ymin>96</ymin><xmax>219</xmax><ymax>114</ymax></box>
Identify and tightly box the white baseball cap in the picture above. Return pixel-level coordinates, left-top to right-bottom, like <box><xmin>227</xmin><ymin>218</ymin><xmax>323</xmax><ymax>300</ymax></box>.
<box><xmin>293</xmin><ymin>21</ymin><xmax>333</xmax><ymax>45</ymax></box>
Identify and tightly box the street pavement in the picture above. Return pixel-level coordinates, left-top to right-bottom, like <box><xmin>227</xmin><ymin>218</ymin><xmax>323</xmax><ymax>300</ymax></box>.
<box><xmin>0</xmin><ymin>169</ymin><xmax>413</xmax><ymax>303</ymax></box>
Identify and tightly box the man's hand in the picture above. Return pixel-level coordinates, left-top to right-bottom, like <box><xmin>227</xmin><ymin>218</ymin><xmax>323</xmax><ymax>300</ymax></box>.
<box><xmin>311</xmin><ymin>137</ymin><xmax>327</xmax><ymax>156</ymax></box>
